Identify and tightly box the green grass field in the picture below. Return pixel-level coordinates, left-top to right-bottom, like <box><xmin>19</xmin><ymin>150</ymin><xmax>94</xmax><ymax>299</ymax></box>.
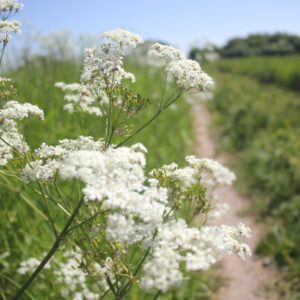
<box><xmin>208</xmin><ymin>58</ymin><xmax>300</xmax><ymax>299</ymax></box>
<box><xmin>215</xmin><ymin>55</ymin><xmax>300</xmax><ymax>92</ymax></box>
<box><xmin>0</xmin><ymin>56</ymin><xmax>221</xmax><ymax>299</ymax></box>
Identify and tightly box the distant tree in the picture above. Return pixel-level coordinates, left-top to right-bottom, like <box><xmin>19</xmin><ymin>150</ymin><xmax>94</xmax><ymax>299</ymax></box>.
<box><xmin>220</xmin><ymin>33</ymin><xmax>300</xmax><ymax>57</ymax></box>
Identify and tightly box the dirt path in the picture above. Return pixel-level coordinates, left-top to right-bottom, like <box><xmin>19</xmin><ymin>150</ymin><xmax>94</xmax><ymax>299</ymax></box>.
<box><xmin>192</xmin><ymin>100</ymin><xmax>275</xmax><ymax>300</ymax></box>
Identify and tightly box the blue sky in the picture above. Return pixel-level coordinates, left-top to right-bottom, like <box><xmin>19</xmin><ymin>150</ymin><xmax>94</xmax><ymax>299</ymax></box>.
<box><xmin>18</xmin><ymin>0</ymin><xmax>300</xmax><ymax>52</ymax></box>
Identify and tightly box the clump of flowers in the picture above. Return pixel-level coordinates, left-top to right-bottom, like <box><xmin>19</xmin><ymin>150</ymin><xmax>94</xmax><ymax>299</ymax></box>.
<box><xmin>0</xmin><ymin>23</ymin><xmax>252</xmax><ymax>300</ymax></box>
<box><xmin>0</xmin><ymin>0</ymin><xmax>22</xmax><ymax>51</ymax></box>
<box><xmin>148</xmin><ymin>42</ymin><xmax>214</xmax><ymax>91</ymax></box>
<box><xmin>0</xmin><ymin>100</ymin><xmax>44</xmax><ymax>166</ymax></box>
<box><xmin>55</xmin><ymin>29</ymin><xmax>144</xmax><ymax>118</ymax></box>
<box><xmin>18</xmin><ymin>250</ymin><xmax>101</xmax><ymax>300</ymax></box>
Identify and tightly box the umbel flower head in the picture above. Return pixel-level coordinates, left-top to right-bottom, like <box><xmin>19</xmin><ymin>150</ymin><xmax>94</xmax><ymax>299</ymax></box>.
<box><xmin>0</xmin><ymin>0</ymin><xmax>23</xmax><ymax>13</ymax></box>
<box><xmin>0</xmin><ymin>100</ymin><xmax>44</xmax><ymax>166</ymax></box>
<box><xmin>56</xmin><ymin>29</ymin><xmax>214</xmax><ymax>117</ymax></box>
<box><xmin>0</xmin><ymin>0</ymin><xmax>23</xmax><ymax>44</ymax></box>
<box><xmin>13</xmin><ymin>27</ymin><xmax>250</xmax><ymax>299</ymax></box>
<box><xmin>20</xmin><ymin>137</ymin><xmax>251</xmax><ymax>294</ymax></box>
<box><xmin>55</xmin><ymin>29</ymin><xmax>144</xmax><ymax>116</ymax></box>
<box><xmin>148</xmin><ymin>42</ymin><xmax>214</xmax><ymax>91</ymax></box>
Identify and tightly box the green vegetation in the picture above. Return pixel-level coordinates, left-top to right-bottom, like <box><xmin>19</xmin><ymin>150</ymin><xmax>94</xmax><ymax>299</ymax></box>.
<box><xmin>215</xmin><ymin>55</ymin><xmax>300</xmax><ymax>92</ymax></box>
<box><xmin>221</xmin><ymin>34</ymin><xmax>300</xmax><ymax>57</ymax></box>
<box><xmin>0</xmin><ymin>55</ymin><xmax>221</xmax><ymax>299</ymax></box>
<box><xmin>208</xmin><ymin>60</ymin><xmax>300</xmax><ymax>299</ymax></box>
<box><xmin>189</xmin><ymin>34</ymin><xmax>300</xmax><ymax>62</ymax></box>
<box><xmin>8</xmin><ymin>57</ymin><xmax>193</xmax><ymax>170</ymax></box>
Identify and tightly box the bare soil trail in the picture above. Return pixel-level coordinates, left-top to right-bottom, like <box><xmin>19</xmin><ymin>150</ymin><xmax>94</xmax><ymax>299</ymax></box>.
<box><xmin>192</xmin><ymin>100</ymin><xmax>275</xmax><ymax>300</ymax></box>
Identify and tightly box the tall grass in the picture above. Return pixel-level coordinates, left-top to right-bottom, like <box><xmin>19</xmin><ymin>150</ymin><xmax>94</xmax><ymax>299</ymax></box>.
<box><xmin>215</xmin><ymin>55</ymin><xmax>300</xmax><ymax>92</ymax></box>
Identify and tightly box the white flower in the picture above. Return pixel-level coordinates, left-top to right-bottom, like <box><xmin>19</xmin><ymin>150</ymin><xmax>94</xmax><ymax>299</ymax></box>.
<box><xmin>55</xmin><ymin>82</ymin><xmax>102</xmax><ymax>116</ymax></box>
<box><xmin>148</xmin><ymin>43</ymin><xmax>185</xmax><ymax>62</ymax></box>
<box><xmin>141</xmin><ymin>220</ymin><xmax>251</xmax><ymax>292</ymax></box>
<box><xmin>0</xmin><ymin>20</ymin><xmax>20</xmax><ymax>33</ymax></box>
<box><xmin>0</xmin><ymin>0</ymin><xmax>23</xmax><ymax>12</ymax></box>
<box><xmin>148</xmin><ymin>42</ymin><xmax>214</xmax><ymax>91</ymax></box>
<box><xmin>104</xmin><ymin>29</ymin><xmax>143</xmax><ymax>48</ymax></box>
<box><xmin>0</xmin><ymin>0</ymin><xmax>23</xmax><ymax>43</ymax></box>
<box><xmin>0</xmin><ymin>101</ymin><xmax>44</xmax><ymax>166</ymax></box>
<box><xmin>185</xmin><ymin>156</ymin><xmax>236</xmax><ymax>188</ymax></box>
<box><xmin>60</xmin><ymin>145</ymin><xmax>147</xmax><ymax>200</ymax></box>
<box><xmin>17</xmin><ymin>257</ymin><xmax>49</xmax><ymax>275</ymax></box>
<box><xmin>22</xmin><ymin>159</ymin><xmax>62</xmax><ymax>182</ymax></box>
<box><xmin>0</xmin><ymin>101</ymin><xmax>44</xmax><ymax>120</ymax></box>
<box><xmin>22</xmin><ymin>136</ymin><xmax>104</xmax><ymax>182</ymax></box>
<box><xmin>56</xmin><ymin>29</ymin><xmax>144</xmax><ymax>116</ymax></box>
<box><xmin>208</xmin><ymin>202</ymin><xmax>229</xmax><ymax>220</ymax></box>
<box><xmin>152</xmin><ymin>156</ymin><xmax>235</xmax><ymax>193</ymax></box>
<box><xmin>141</xmin><ymin>246</ymin><xmax>182</xmax><ymax>292</ymax></box>
<box><xmin>0</xmin><ymin>118</ymin><xmax>27</xmax><ymax>166</ymax></box>
<box><xmin>18</xmin><ymin>250</ymin><xmax>101</xmax><ymax>299</ymax></box>
<box><xmin>59</xmin><ymin>144</ymin><xmax>170</xmax><ymax>243</ymax></box>
<box><xmin>167</xmin><ymin>59</ymin><xmax>214</xmax><ymax>90</ymax></box>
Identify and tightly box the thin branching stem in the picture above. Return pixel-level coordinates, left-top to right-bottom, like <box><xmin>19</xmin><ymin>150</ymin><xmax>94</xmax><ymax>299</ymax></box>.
<box><xmin>11</xmin><ymin>196</ymin><xmax>85</xmax><ymax>300</ymax></box>
<box><xmin>0</xmin><ymin>42</ymin><xmax>7</xmax><ymax>67</ymax></box>
<box><xmin>116</xmin><ymin>93</ymin><xmax>181</xmax><ymax>147</ymax></box>
<box><xmin>152</xmin><ymin>290</ymin><xmax>162</xmax><ymax>300</ymax></box>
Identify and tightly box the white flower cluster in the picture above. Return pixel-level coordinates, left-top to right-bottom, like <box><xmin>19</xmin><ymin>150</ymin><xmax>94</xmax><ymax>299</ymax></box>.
<box><xmin>148</xmin><ymin>43</ymin><xmax>185</xmax><ymax>63</ymax></box>
<box><xmin>59</xmin><ymin>143</ymin><xmax>250</xmax><ymax>291</ymax></box>
<box><xmin>208</xmin><ymin>202</ymin><xmax>230</xmax><ymax>220</ymax></box>
<box><xmin>22</xmin><ymin>136</ymin><xmax>104</xmax><ymax>181</ymax></box>
<box><xmin>18</xmin><ymin>257</ymin><xmax>49</xmax><ymax>275</ymax></box>
<box><xmin>0</xmin><ymin>100</ymin><xmax>44</xmax><ymax>166</ymax></box>
<box><xmin>148</xmin><ymin>43</ymin><xmax>214</xmax><ymax>91</ymax></box>
<box><xmin>20</xmin><ymin>140</ymin><xmax>251</xmax><ymax>293</ymax></box>
<box><xmin>0</xmin><ymin>100</ymin><xmax>44</xmax><ymax>120</ymax></box>
<box><xmin>152</xmin><ymin>155</ymin><xmax>236</xmax><ymax>192</ymax></box>
<box><xmin>18</xmin><ymin>250</ymin><xmax>101</xmax><ymax>300</ymax></box>
<box><xmin>150</xmin><ymin>156</ymin><xmax>236</xmax><ymax>220</ymax></box>
<box><xmin>56</xmin><ymin>29</ymin><xmax>143</xmax><ymax>116</ymax></box>
<box><xmin>55</xmin><ymin>82</ymin><xmax>102</xmax><ymax>116</ymax></box>
<box><xmin>185</xmin><ymin>156</ymin><xmax>236</xmax><ymax>189</ymax></box>
<box><xmin>103</xmin><ymin>28</ymin><xmax>143</xmax><ymax>48</ymax></box>
<box><xmin>55</xmin><ymin>251</ymin><xmax>99</xmax><ymax>300</ymax></box>
<box><xmin>0</xmin><ymin>19</ymin><xmax>20</xmax><ymax>33</ymax></box>
<box><xmin>141</xmin><ymin>220</ymin><xmax>251</xmax><ymax>292</ymax></box>
<box><xmin>0</xmin><ymin>0</ymin><xmax>23</xmax><ymax>44</ymax></box>
<box><xmin>0</xmin><ymin>0</ymin><xmax>23</xmax><ymax>12</ymax></box>
<box><xmin>60</xmin><ymin>143</ymin><xmax>168</xmax><ymax>244</ymax></box>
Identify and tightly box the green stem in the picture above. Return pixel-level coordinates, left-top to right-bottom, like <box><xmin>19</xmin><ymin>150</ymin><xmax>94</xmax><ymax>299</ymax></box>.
<box><xmin>118</xmin><ymin>246</ymin><xmax>152</xmax><ymax>298</ymax></box>
<box><xmin>37</xmin><ymin>181</ymin><xmax>58</xmax><ymax>237</ymax></box>
<box><xmin>116</xmin><ymin>93</ymin><xmax>181</xmax><ymax>148</ymax></box>
<box><xmin>99</xmin><ymin>289</ymin><xmax>110</xmax><ymax>300</ymax></box>
<box><xmin>105</xmin><ymin>274</ymin><xmax>120</xmax><ymax>299</ymax></box>
<box><xmin>11</xmin><ymin>196</ymin><xmax>85</xmax><ymax>300</ymax></box>
<box><xmin>0</xmin><ymin>41</ymin><xmax>7</xmax><ymax>67</ymax></box>
<box><xmin>116</xmin><ymin>110</ymin><xmax>162</xmax><ymax>148</ymax></box>
<box><xmin>152</xmin><ymin>290</ymin><xmax>162</xmax><ymax>300</ymax></box>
